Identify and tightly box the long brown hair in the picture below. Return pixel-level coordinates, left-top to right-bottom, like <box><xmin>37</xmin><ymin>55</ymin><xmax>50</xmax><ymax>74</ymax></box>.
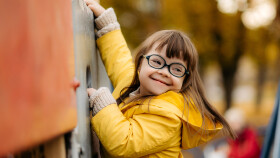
<box><xmin>117</xmin><ymin>30</ymin><xmax>236</xmax><ymax>139</ymax></box>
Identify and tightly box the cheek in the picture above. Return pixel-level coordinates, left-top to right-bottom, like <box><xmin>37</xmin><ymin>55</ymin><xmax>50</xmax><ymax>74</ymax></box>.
<box><xmin>138</xmin><ymin>64</ymin><xmax>147</xmax><ymax>80</ymax></box>
<box><xmin>174</xmin><ymin>77</ymin><xmax>185</xmax><ymax>89</ymax></box>
<box><xmin>139</xmin><ymin>60</ymin><xmax>153</xmax><ymax>75</ymax></box>
<box><xmin>139</xmin><ymin>67</ymin><xmax>152</xmax><ymax>81</ymax></box>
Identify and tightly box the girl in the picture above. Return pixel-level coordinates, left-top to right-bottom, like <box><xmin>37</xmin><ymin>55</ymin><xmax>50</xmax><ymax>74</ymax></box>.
<box><xmin>85</xmin><ymin>0</ymin><xmax>236</xmax><ymax>157</ymax></box>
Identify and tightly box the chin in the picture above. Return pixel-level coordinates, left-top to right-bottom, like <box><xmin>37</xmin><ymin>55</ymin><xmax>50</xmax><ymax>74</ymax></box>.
<box><xmin>150</xmin><ymin>89</ymin><xmax>168</xmax><ymax>96</ymax></box>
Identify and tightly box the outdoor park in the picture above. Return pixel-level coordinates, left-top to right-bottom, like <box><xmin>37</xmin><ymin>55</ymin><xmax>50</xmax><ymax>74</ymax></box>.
<box><xmin>0</xmin><ymin>0</ymin><xmax>279</xmax><ymax>157</ymax></box>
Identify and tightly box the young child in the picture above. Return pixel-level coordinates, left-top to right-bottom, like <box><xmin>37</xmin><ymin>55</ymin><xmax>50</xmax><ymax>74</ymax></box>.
<box><xmin>85</xmin><ymin>0</ymin><xmax>236</xmax><ymax>157</ymax></box>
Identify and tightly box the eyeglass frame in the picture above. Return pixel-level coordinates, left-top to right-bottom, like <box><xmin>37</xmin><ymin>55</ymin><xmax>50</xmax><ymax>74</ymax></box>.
<box><xmin>142</xmin><ymin>54</ymin><xmax>189</xmax><ymax>78</ymax></box>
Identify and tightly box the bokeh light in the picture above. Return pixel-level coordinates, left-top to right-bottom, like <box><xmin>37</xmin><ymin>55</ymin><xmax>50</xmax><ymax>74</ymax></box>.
<box><xmin>217</xmin><ymin>0</ymin><xmax>276</xmax><ymax>29</ymax></box>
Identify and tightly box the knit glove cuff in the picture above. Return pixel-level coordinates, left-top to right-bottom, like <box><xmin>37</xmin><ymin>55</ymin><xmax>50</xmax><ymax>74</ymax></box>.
<box><xmin>89</xmin><ymin>87</ymin><xmax>116</xmax><ymax>116</ymax></box>
<box><xmin>95</xmin><ymin>8</ymin><xmax>120</xmax><ymax>37</ymax></box>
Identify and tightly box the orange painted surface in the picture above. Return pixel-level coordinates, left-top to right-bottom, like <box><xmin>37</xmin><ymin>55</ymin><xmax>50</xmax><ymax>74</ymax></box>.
<box><xmin>0</xmin><ymin>0</ymin><xmax>77</xmax><ymax>155</ymax></box>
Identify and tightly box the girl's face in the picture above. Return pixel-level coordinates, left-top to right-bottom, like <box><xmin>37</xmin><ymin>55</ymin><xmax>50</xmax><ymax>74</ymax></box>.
<box><xmin>138</xmin><ymin>44</ymin><xmax>187</xmax><ymax>96</ymax></box>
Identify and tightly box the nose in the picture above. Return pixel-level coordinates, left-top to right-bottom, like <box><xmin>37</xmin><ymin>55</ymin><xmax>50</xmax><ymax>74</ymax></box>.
<box><xmin>157</xmin><ymin>66</ymin><xmax>170</xmax><ymax>77</ymax></box>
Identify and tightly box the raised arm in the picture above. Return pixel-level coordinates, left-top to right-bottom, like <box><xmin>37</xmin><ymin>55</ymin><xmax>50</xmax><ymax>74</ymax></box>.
<box><xmin>85</xmin><ymin>0</ymin><xmax>135</xmax><ymax>97</ymax></box>
<box><xmin>97</xmin><ymin>30</ymin><xmax>134</xmax><ymax>98</ymax></box>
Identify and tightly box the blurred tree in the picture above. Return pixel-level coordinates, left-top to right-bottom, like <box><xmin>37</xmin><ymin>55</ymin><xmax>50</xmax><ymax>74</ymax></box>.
<box><xmin>214</xmin><ymin>11</ymin><xmax>246</xmax><ymax>110</ymax></box>
<box><xmin>245</xmin><ymin>0</ymin><xmax>280</xmax><ymax>107</ymax></box>
<box><xmin>247</xmin><ymin>28</ymin><xmax>269</xmax><ymax>107</ymax></box>
<box><xmin>177</xmin><ymin>0</ymin><xmax>246</xmax><ymax>110</ymax></box>
<box><xmin>270</xmin><ymin>0</ymin><xmax>280</xmax><ymax>78</ymax></box>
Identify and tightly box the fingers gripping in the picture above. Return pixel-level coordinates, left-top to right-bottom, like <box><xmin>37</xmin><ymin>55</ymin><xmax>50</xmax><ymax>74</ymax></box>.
<box><xmin>84</xmin><ymin>0</ymin><xmax>105</xmax><ymax>17</ymax></box>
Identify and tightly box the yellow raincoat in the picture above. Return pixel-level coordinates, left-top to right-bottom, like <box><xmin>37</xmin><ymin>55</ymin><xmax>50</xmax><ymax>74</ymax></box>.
<box><xmin>92</xmin><ymin>30</ymin><xmax>223</xmax><ymax>158</ymax></box>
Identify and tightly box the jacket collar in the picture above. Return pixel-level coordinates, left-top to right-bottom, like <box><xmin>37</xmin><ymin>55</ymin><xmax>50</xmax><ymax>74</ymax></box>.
<box><xmin>129</xmin><ymin>87</ymin><xmax>140</xmax><ymax>98</ymax></box>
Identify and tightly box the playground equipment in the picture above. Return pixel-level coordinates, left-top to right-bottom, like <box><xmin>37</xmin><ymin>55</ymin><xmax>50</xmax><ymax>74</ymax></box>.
<box><xmin>0</xmin><ymin>0</ymin><xmax>110</xmax><ymax>157</ymax></box>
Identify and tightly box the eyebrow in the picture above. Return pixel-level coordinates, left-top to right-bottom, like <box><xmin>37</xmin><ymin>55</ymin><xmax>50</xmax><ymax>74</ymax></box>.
<box><xmin>154</xmin><ymin>53</ymin><xmax>188</xmax><ymax>68</ymax></box>
<box><xmin>163</xmin><ymin>55</ymin><xmax>187</xmax><ymax>67</ymax></box>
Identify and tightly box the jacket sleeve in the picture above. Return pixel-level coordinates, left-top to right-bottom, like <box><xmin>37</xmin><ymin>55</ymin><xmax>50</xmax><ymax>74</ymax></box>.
<box><xmin>91</xmin><ymin>104</ymin><xmax>182</xmax><ymax>157</ymax></box>
<box><xmin>96</xmin><ymin>30</ymin><xmax>135</xmax><ymax>98</ymax></box>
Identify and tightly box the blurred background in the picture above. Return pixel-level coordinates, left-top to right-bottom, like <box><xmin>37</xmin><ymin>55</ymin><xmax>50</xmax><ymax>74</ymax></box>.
<box><xmin>101</xmin><ymin>0</ymin><xmax>280</xmax><ymax>127</ymax></box>
<box><xmin>1</xmin><ymin>0</ymin><xmax>279</xmax><ymax>157</ymax></box>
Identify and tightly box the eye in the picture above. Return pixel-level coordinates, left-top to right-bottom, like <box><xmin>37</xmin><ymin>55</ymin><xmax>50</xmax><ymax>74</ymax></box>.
<box><xmin>170</xmin><ymin>64</ymin><xmax>185</xmax><ymax>76</ymax></box>
<box><xmin>172</xmin><ymin>66</ymin><xmax>183</xmax><ymax>73</ymax></box>
<box><xmin>174</xmin><ymin>67</ymin><xmax>182</xmax><ymax>72</ymax></box>
<box><xmin>151</xmin><ymin>59</ymin><xmax>162</xmax><ymax>66</ymax></box>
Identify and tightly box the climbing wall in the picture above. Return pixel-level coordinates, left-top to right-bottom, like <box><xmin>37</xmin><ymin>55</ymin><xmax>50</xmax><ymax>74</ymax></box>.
<box><xmin>0</xmin><ymin>0</ymin><xmax>77</xmax><ymax>156</ymax></box>
<box><xmin>70</xmin><ymin>0</ymin><xmax>111</xmax><ymax>157</ymax></box>
<box><xmin>0</xmin><ymin>0</ymin><xmax>111</xmax><ymax>157</ymax></box>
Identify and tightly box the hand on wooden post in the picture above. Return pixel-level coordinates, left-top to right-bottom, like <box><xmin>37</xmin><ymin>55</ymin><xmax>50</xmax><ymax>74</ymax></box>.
<box><xmin>84</xmin><ymin>0</ymin><xmax>105</xmax><ymax>17</ymax></box>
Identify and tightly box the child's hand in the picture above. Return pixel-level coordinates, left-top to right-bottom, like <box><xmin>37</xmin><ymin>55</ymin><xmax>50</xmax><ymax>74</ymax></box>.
<box><xmin>87</xmin><ymin>88</ymin><xmax>97</xmax><ymax>96</ymax></box>
<box><xmin>84</xmin><ymin>0</ymin><xmax>105</xmax><ymax>17</ymax></box>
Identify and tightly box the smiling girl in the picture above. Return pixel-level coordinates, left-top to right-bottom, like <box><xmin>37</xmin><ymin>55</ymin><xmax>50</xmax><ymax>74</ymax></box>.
<box><xmin>85</xmin><ymin>0</ymin><xmax>236</xmax><ymax>157</ymax></box>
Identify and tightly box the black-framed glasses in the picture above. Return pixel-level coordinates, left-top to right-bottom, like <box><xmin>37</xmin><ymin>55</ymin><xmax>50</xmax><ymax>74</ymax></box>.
<box><xmin>143</xmin><ymin>54</ymin><xmax>189</xmax><ymax>78</ymax></box>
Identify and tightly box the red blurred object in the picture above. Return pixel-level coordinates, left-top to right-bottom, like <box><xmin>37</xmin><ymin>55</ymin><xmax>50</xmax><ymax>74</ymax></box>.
<box><xmin>0</xmin><ymin>0</ymin><xmax>77</xmax><ymax>155</ymax></box>
<box><xmin>228</xmin><ymin>127</ymin><xmax>261</xmax><ymax>158</ymax></box>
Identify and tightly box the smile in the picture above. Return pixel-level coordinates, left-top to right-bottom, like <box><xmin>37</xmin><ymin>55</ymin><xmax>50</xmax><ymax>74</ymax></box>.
<box><xmin>151</xmin><ymin>78</ymin><xmax>170</xmax><ymax>86</ymax></box>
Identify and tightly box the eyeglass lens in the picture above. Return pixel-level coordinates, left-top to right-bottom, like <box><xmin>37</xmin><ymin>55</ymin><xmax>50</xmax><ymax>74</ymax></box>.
<box><xmin>148</xmin><ymin>55</ymin><xmax>186</xmax><ymax>77</ymax></box>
